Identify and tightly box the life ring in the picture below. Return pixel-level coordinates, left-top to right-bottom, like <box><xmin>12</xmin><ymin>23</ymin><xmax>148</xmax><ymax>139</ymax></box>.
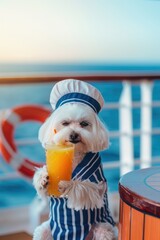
<box><xmin>0</xmin><ymin>105</ymin><xmax>51</xmax><ymax>178</ymax></box>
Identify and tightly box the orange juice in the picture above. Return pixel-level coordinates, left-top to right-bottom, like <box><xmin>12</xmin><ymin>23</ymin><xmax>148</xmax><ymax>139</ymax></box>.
<box><xmin>45</xmin><ymin>144</ymin><xmax>74</xmax><ymax>197</ymax></box>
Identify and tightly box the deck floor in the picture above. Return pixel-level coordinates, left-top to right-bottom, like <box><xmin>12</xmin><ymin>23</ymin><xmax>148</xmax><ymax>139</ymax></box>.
<box><xmin>0</xmin><ymin>233</ymin><xmax>32</xmax><ymax>240</ymax></box>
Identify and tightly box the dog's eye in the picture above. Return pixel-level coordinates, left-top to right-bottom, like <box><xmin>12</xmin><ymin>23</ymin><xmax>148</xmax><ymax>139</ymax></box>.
<box><xmin>80</xmin><ymin>121</ymin><xmax>89</xmax><ymax>127</ymax></box>
<box><xmin>62</xmin><ymin>121</ymin><xmax>70</xmax><ymax>126</ymax></box>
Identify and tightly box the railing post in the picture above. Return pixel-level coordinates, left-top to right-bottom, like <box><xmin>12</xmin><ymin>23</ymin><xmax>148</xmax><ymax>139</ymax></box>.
<box><xmin>28</xmin><ymin>198</ymin><xmax>48</xmax><ymax>235</ymax></box>
<box><xmin>140</xmin><ymin>81</ymin><xmax>153</xmax><ymax>169</ymax></box>
<box><xmin>119</xmin><ymin>81</ymin><xmax>134</xmax><ymax>176</ymax></box>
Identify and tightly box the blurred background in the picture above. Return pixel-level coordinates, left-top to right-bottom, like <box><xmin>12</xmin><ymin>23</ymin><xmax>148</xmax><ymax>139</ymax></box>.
<box><xmin>0</xmin><ymin>0</ymin><xmax>160</xmax><ymax>239</ymax></box>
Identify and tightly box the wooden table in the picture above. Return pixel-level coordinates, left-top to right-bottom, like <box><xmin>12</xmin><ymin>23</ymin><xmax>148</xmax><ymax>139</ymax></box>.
<box><xmin>118</xmin><ymin>167</ymin><xmax>160</xmax><ymax>240</ymax></box>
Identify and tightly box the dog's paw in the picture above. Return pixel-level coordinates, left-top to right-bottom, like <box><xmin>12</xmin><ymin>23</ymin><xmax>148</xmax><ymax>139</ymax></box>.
<box><xmin>37</xmin><ymin>166</ymin><xmax>49</xmax><ymax>189</ymax></box>
<box><xmin>33</xmin><ymin>166</ymin><xmax>49</xmax><ymax>198</ymax></box>
<box><xmin>33</xmin><ymin>221</ymin><xmax>52</xmax><ymax>240</ymax></box>
<box><xmin>58</xmin><ymin>180</ymin><xmax>72</xmax><ymax>195</ymax></box>
<box><xmin>93</xmin><ymin>223</ymin><xmax>118</xmax><ymax>240</ymax></box>
<box><xmin>59</xmin><ymin>180</ymin><xmax>105</xmax><ymax>210</ymax></box>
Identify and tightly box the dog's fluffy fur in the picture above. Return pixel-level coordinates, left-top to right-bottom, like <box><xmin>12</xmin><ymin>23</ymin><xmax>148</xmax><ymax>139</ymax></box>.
<box><xmin>33</xmin><ymin>103</ymin><xmax>118</xmax><ymax>240</ymax></box>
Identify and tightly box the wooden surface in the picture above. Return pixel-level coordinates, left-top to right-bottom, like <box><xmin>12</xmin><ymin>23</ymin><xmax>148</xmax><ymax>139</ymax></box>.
<box><xmin>130</xmin><ymin>208</ymin><xmax>144</xmax><ymax>240</ymax></box>
<box><xmin>0</xmin><ymin>74</ymin><xmax>159</xmax><ymax>84</ymax></box>
<box><xmin>0</xmin><ymin>233</ymin><xmax>32</xmax><ymax>240</ymax></box>
<box><xmin>144</xmin><ymin>215</ymin><xmax>160</xmax><ymax>240</ymax></box>
<box><xmin>119</xmin><ymin>167</ymin><xmax>160</xmax><ymax>217</ymax></box>
<box><xmin>118</xmin><ymin>200</ymin><xmax>160</xmax><ymax>240</ymax></box>
<box><xmin>119</xmin><ymin>167</ymin><xmax>160</xmax><ymax>240</ymax></box>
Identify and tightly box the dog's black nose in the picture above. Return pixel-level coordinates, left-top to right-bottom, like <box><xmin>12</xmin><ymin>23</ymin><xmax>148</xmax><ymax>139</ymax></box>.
<box><xmin>69</xmin><ymin>132</ymin><xmax>80</xmax><ymax>143</ymax></box>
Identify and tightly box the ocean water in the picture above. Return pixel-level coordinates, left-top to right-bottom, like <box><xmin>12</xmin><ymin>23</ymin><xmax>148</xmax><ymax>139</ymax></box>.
<box><xmin>1</xmin><ymin>63</ymin><xmax>160</xmax><ymax>77</ymax></box>
<box><xmin>0</xmin><ymin>64</ymin><xmax>160</xmax><ymax>208</ymax></box>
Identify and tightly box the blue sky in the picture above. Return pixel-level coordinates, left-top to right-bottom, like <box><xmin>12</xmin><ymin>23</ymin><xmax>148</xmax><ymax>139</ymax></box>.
<box><xmin>0</xmin><ymin>0</ymin><xmax>160</xmax><ymax>63</ymax></box>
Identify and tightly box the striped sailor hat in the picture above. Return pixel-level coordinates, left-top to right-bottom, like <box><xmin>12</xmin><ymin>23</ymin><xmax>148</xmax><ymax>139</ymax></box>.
<box><xmin>50</xmin><ymin>79</ymin><xmax>104</xmax><ymax>114</ymax></box>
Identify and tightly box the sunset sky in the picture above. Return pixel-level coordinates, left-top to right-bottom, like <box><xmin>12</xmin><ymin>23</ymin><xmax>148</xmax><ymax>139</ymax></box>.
<box><xmin>0</xmin><ymin>0</ymin><xmax>160</xmax><ymax>63</ymax></box>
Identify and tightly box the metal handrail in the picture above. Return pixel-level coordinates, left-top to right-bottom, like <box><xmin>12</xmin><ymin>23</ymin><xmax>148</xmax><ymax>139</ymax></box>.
<box><xmin>0</xmin><ymin>74</ymin><xmax>160</xmax><ymax>84</ymax></box>
<box><xmin>104</xmin><ymin>101</ymin><xmax>160</xmax><ymax>109</ymax></box>
<box><xmin>14</xmin><ymin>127</ymin><xmax>160</xmax><ymax>147</ymax></box>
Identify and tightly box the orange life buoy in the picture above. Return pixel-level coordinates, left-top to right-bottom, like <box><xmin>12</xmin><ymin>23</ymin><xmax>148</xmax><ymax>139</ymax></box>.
<box><xmin>0</xmin><ymin>105</ymin><xmax>51</xmax><ymax>178</ymax></box>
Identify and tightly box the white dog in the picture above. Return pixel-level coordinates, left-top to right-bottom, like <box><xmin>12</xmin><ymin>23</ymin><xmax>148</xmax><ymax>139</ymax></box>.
<box><xmin>33</xmin><ymin>79</ymin><xmax>118</xmax><ymax>240</ymax></box>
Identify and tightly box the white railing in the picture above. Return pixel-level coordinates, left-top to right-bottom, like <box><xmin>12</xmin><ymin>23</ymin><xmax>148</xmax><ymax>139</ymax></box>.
<box><xmin>120</xmin><ymin>81</ymin><xmax>153</xmax><ymax>175</ymax></box>
<box><xmin>1</xmin><ymin>78</ymin><xmax>160</xmax><ymax>178</ymax></box>
<box><xmin>104</xmin><ymin>81</ymin><xmax>160</xmax><ymax>176</ymax></box>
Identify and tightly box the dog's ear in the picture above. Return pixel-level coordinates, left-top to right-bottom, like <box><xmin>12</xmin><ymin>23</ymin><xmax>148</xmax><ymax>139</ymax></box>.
<box><xmin>92</xmin><ymin>116</ymin><xmax>110</xmax><ymax>152</ymax></box>
<box><xmin>38</xmin><ymin>113</ymin><xmax>55</xmax><ymax>147</ymax></box>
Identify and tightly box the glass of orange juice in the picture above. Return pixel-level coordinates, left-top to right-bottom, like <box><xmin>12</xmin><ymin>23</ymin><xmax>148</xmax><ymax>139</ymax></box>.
<box><xmin>45</xmin><ymin>144</ymin><xmax>74</xmax><ymax>197</ymax></box>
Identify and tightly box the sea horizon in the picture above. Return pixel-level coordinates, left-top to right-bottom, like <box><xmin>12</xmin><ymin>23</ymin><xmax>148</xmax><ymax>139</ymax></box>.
<box><xmin>0</xmin><ymin>62</ymin><xmax>160</xmax><ymax>77</ymax></box>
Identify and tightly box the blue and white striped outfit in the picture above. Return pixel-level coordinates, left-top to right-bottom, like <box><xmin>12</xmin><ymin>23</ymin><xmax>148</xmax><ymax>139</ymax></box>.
<box><xmin>50</xmin><ymin>152</ymin><xmax>115</xmax><ymax>240</ymax></box>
